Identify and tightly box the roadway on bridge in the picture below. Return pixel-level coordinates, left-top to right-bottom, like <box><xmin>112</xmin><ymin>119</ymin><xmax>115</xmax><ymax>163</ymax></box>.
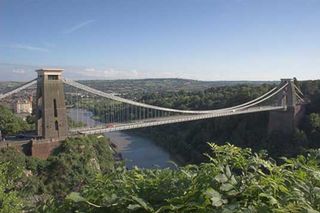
<box><xmin>70</xmin><ymin>105</ymin><xmax>286</xmax><ymax>135</ymax></box>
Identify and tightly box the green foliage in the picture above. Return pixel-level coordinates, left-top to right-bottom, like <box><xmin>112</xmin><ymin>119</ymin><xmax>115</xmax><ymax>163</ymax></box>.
<box><xmin>300</xmin><ymin>80</ymin><xmax>320</xmax><ymax>147</ymax></box>
<box><xmin>67</xmin><ymin>116</ymin><xmax>86</xmax><ymax>128</ymax></box>
<box><xmin>0</xmin><ymin>147</ymin><xmax>48</xmax><ymax>205</ymax></box>
<box><xmin>43</xmin><ymin>135</ymin><xmax>115</xmax><ymax>197</ymax></box>
<box><xmin>42</xmin><ymin>144</ymin><xmax>320</xmax><ymax>212</ymax></box>
<box><xmin>0</xmin><ymin>162</ymin><xmax>23</xmax><ymax>213</ymax></box>
<box><xmin>0</xmin><ymin>105</ymin><xmax>30</xmax><ymax>135</ymax></box>
<box><xmin>140</xmin><ymin>84</ymin><xmax>273</xmax><ymax>111</ymax></box>
<box><xmin>309</xmin><ymin>113</ymin><xmax>320</xmax><ymax>130</ymax></box>
<box><xmin>26</xmin><ymin>115</ymin><xmax>36</xmax><ymax>125</ymax></box>
<box><xmin>0</xmin><ymin>135</ymin><xmax>115</xmax><ymax>211</ymax></box>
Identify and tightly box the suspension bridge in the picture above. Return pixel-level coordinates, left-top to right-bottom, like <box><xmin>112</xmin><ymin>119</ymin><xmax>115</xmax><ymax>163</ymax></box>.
<box><xmin>0</xmin><ymin>69</ymin><xmax>305</xmax><ymax>140</ymax></box>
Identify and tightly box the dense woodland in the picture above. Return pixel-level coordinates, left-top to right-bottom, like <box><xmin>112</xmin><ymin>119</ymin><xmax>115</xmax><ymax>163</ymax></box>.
<box><xmin>0</xmin><ymin>79</ymin><xmax>319</xmax><ymax>212</ymax></box>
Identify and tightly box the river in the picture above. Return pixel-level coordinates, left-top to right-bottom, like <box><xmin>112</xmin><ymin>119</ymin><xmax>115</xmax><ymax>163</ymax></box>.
<box><xmin>68</xmin><ymin>109</ymin><xmax>176</xmax><ymax>169</ymax></box>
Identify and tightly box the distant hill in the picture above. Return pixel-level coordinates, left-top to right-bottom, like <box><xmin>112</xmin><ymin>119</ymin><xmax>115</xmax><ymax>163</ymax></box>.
<box><xmin>0</xmin><ymin>78</ymin><xmax>277</xmax><ymax>95</ymax></box>
<box><xmin>78</xmin><ymin>78</ymin><xmax>277</xmax><ymax>96</ymax></box>
<box><xmin>0</xmin><ymin>81</ymin><xmax>26</xmax><ymax>94</ymax></box>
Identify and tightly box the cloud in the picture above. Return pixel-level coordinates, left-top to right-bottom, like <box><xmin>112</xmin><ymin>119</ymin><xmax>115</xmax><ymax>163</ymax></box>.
<box><xmin>63</xmin><ymin>20</ymin><xmax>95</xmax><ymax>34</ymax></box>
<box><xmin>12</xmin><ymin>69</ymin><xmax>26</xmax><ymax>74</ymax></box>
<box><xmin>84</xmin><ymin>68</ymin><xmax>96</xmax><ymax>72</ymax></box>
<box><xmin>8</xmin><ymin>44</ymin><xmax>49</xmax><ymax>52</ymax></box>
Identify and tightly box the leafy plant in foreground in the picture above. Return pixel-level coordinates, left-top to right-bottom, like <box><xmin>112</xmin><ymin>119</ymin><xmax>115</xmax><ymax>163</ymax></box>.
<box><xmin>0</xmin><ymin>162</ymin><xmax>23</xmax><ymax>213</ymax></box>
<box><xmin>42</xmin><ymin>143</ymin><xmax>320</xmax><ymax>212</ymax></box>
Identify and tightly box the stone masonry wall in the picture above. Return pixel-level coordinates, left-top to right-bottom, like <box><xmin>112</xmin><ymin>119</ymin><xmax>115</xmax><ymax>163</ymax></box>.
<box><xmin>31</xmin><ymin>139</ymin><xmax>61</xmax><ymax>160</ymax></box>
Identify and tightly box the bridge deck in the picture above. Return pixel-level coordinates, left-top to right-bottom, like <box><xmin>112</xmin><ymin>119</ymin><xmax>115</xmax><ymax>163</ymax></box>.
<box><xmin>70</xmin><ymin>106</ymin><xmax>285</xmax><ymax>135</ymax></box>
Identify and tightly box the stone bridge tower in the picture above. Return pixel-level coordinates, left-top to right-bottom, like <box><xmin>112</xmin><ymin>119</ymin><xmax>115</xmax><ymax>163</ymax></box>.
<box><xmin>35</xmin><ymin>69</ymin><xmax>68</xmax><ymax>139</ymax></box>
<box><xmin>268</xmin><ymin>79</ymin><xmax>305</xmax><ymax>134</ymax></box>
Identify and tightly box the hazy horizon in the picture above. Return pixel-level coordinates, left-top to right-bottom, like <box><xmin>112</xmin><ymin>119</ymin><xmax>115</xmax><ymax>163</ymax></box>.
<box><xmin>0</xmin><ymin>71</ymin><xmax>314</xmax><ymax>83</ymax></box>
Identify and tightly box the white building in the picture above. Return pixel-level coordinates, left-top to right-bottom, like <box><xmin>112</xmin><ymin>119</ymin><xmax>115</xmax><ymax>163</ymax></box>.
<box><xmin>13</xmin><ymin>97</ymin><xmax>33</xmax><ymax>114</ymax></box>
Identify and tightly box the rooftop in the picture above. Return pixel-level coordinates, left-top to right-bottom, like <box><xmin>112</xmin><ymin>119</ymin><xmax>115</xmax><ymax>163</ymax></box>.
<box><xmin>36</xmin><ymin>68</ymin><xmax>64</xmax><ymax>75</ymax></box>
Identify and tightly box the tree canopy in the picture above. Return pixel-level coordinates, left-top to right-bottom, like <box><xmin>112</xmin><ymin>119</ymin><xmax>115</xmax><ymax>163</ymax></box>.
<box><xmin>0</xmin><ymin>106</ymin><xmax>30</xmax><ymax>135</ymax></box>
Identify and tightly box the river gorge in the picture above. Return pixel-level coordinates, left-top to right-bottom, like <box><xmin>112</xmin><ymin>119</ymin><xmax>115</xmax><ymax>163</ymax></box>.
<box><xmin>68</xmin><ymin>109</ymin><xmax>177</xmax><ymax>169</ymax></box>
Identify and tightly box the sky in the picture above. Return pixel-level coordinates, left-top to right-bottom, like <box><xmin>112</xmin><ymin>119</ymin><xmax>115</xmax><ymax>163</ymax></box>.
<box><xmin>0</xmin><ymin>0</ymin><xmax>319</xmax><ymax>81</ymax></box>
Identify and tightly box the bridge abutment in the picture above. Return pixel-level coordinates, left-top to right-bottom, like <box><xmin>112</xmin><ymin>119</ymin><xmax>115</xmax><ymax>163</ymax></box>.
<box><xmin>31</xmin><ymin>139</ymin><xmax>61</xmax><ymax>159</ymax></box>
